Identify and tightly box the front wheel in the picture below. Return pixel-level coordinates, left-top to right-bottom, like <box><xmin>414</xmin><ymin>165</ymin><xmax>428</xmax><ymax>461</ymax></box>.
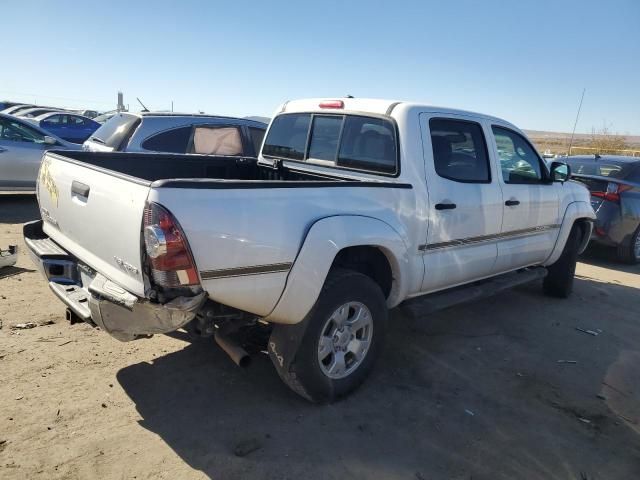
<box><xmin>544</xmin><ymin>225</ymin><xmax>580</xmax><ymax>298</ymax></box>
<box><xmin>268</xmin><ymin>269</ymin><xmax>388</xmax><ymax>403</ymax></box>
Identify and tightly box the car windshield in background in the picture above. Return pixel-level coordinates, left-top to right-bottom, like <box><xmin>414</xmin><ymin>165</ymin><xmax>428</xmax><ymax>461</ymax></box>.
<box><xmin>262</xmin><ymin>113</ymin><xmax>397</xmax><ymax>175</ymax></box>
<box><xmin>90</xmin><ymin>113</ymin><xmax>140</xmax><ymax>149</ymax></box>
<box><xmin>568</xmin><ymin>158</ymin><xmax>640</xmax><ymax>182</ymax></box>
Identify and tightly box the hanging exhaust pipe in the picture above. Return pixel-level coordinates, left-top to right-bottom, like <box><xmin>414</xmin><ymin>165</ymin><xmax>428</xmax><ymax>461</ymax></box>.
<box><xmin>214</xmin><ymin>332</ymin><xmax>251</xmax><ymax>368</ymax></box>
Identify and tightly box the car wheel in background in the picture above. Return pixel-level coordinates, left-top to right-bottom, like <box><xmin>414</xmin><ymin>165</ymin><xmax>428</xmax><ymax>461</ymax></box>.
<box><xmin>617</xmin><ymin>225</ymin><xmax>640</xmax><ymax>265</ymax></box>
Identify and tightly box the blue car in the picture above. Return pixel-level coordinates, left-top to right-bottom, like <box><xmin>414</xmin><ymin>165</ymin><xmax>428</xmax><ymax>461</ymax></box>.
<box><xmin>26</xmin><ymin>112</ymin><xmax>100</xmax><ymax>144</ymax></box>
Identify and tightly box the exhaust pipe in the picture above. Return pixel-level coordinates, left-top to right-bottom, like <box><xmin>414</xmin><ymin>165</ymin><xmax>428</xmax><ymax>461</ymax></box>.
<box><xmin>214</xmin><ymin>332</ymin><xmax>251</xmax><ymax>368</ymax></box>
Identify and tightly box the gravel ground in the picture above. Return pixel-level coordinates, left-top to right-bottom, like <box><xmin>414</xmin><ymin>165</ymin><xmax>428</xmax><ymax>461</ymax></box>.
<box><xmin>1</xmin><ymin>193</ymin><xmax>639</xmax><ymax>480</ymax></box>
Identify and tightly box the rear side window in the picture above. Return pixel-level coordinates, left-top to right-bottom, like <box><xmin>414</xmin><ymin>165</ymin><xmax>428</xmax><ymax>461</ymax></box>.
<box><xmin>90</xmin><ymin>113</ymin><xmax>140</xmax><ymax>150</ymax></box>
<box><xmin>429</xmin><ymin>119</ymin><xmax>490</xmax><ymax>183</ymax></box>
<box><xmin>192</xmin><ymin>126</ymin><xmax>243</xmax><ymax>155</ymax></box>
<box><xmin>262</xmin><ymin>114</ymin><xmax>311</xmax><ymax>160</ymax></box>
<box><xmin>141</xmin><ymin>126</ymin><xmax>192</xmax><ymax>153</ymax></box>
<box><xmin>262</xmin><ymin>113</ymin><xmax>398</xmax><ymax>175</ymax></box>
<box><xmin>248</xmin><ymin>127</ymin><xmax>266</xmax><ymax>156</ymax></box>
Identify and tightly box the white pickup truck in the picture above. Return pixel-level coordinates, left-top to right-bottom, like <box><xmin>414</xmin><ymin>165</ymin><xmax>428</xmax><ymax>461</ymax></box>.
<box><xmin>25</xmin><ymin>98</ymin><xmax>595</xmax><ymax>402</ymax></box>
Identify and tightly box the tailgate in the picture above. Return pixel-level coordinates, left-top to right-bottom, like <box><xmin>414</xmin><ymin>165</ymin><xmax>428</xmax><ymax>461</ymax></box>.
<box><xmin>37</xmin><ymin>152</ymin><xmax>150</xmax><ymax>296</ymax></box>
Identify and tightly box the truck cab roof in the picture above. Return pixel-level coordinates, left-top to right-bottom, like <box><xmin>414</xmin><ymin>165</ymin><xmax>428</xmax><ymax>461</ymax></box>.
<box><xmin>281</xmin><ymin>97</ymin><xmax>518</xmax><ymax>130</ymax></box>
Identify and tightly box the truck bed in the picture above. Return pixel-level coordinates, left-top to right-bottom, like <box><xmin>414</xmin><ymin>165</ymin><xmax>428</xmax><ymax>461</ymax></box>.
<box><xmin>37</xmin><ymin>150</ymin><xmax>416</xmax><ymax>317</ymax></box>
<box><xmin>52</xmin><ymin>150</ymin><xmax>349</xmax><ymax>185</ymax></box>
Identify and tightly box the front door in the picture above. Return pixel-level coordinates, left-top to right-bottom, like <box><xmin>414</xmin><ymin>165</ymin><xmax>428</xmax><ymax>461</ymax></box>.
<box><xmin>490</xmin><ymin>125</ymin><xmax>561</xmax><ymax>272</ymax></box>
<box><xmin>420</xmin><ymin>114</ymin><xmax>503</xmax><ymax>292</ymax></box>
<box><xmin>0</xmin><ymin>117</ymin><xmax>48</xmax><ymax>189</ymax></box>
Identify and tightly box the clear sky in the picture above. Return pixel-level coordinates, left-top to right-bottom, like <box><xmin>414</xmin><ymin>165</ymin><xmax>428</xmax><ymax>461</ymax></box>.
<box><xmin>2</xmin><ymin>0</ymin><xmax>639</xmax><ymax>134</ymax></box>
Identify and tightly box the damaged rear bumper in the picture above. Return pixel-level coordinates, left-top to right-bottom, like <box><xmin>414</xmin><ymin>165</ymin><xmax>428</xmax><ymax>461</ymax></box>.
<box><xmin>23</xmin><ymin>220</ymin><xmax>206</xmax><ymax>341</ymax></box>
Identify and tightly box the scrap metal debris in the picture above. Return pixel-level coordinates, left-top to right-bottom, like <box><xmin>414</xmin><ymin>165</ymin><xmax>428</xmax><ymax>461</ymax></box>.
<box><xmin>11</xmin><ymin>323</ymin><xmax>38</xmax><ymax>330</ymax></box>
<box><xmin>575</xmin><ymin>327</ymin><xmax>599</xmax><ymax>336</ymax></box>
<box><xmin>0</xmin><ymin>245</ymin><xmax>18</xmax><ymax>269</ymax></box>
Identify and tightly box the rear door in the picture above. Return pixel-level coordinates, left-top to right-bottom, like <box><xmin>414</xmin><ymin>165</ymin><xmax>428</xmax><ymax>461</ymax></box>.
<box><xmin>37</xmin><ymin>152</ymin><xmax>150</xmax><ymax>295</ymax></box>
<box><xmin>490</xmin><ymin>125</ymin><xmax>560</xmax><ymax>272</ymax></box>
<box><xmin>420</xmin><ymin>114</ymin><xmax>503</xmax><ymax>292</ymax></box>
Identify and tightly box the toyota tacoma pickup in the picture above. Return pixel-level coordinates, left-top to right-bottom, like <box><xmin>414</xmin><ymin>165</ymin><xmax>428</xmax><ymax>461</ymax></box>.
<box><xmin>24</xmin><ymin>98</ymin><xmax>595</xmax><ymax>403</ymax></box>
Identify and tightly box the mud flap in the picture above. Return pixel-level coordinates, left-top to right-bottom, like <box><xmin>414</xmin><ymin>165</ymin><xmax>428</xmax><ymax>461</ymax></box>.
<box><xmin>268</xmin><ymin>313</ymin><xmax>335</xmax><ymax>403</ymax></box>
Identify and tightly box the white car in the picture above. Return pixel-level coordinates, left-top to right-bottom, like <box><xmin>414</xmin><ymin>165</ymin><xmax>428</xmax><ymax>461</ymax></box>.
<box><xmin>24</xmin><ymin>97</ymin><xmax>595</xmax><ymax>402</ymax></box>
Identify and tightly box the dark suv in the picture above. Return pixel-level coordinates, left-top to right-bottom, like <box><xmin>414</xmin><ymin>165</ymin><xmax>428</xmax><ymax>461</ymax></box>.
<box><xmin>83</xmin><ymin>112</ymin><xmax>267</xmax><ymax>158</ymax></box>
<box><xmin>566</xmin><ymin>155</ymin><xmax>640</xmax><ymax>263</ymax></box>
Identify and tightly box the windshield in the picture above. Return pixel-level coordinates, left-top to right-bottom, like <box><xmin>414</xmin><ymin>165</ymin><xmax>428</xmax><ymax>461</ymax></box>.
<box><xmin>89</xmin><ymin>113</ymin><xmax>140</xmax><ymax>150</ymax></box>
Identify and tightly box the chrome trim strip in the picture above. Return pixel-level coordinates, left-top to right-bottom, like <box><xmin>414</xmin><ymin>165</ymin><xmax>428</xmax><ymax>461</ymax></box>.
<box><xmin>200</xmin><ymin>262</ymin><xmax>292</xmax><ymax>280</ymax></box>
<box><xmin>419</xmin><ymin>224</ymin><xmax>561</xmax><ymax>252</ymax></box>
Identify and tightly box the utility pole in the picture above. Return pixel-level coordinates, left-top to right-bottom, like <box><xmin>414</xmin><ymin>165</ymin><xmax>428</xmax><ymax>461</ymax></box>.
<box><xmin>171</xmin><ymin>100</ymin><xmax>174</xmax><ymax>112</ymax></box>
<box><xmin>117</xmin><ymin>91</ymin><xmax>125</xmax><ymax>112</ymax></box>
<box><xmin>568</xmin><ymin>88</ymin><xmax>586</xmax><ymax>156</ymax></box>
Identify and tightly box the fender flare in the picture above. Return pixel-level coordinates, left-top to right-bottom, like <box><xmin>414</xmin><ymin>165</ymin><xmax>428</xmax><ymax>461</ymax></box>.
<box><xmin>544</xmin><ymin>201</ymin><xmax>595</xmax><ymax>266</ymax></box>
<box><xmin>264</xmin><ymin>215</ymin><xmax>410</xmax><ymax>324</ymax></box>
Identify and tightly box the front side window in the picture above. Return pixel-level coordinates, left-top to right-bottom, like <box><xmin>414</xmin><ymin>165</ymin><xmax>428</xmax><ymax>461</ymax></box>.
<box><xmin>192</xmin><ymin>126</ymin><xmax>243</xmax><ymax>155</ymax></box>
<box><xmin>141</xmin><ymin>126</ymin><xmax>192</xmax><ymax>153</ymax></box>
<box><xmin>493</xmin><ymin>126</ymin><xmax>545</xmax><ymax>184</ymax></box>
<box><xmin>429</xmin><ymin>118</ymin><xmax>491</xmax><ymax>183</ymax></box>
<box><xmin>0</xmin><ymin>118</ymin><xmax>45</xmax><ymax>143</ymax></box>
<box><xmin>262</xmin><ymin>113</ymin><xmax>398</xmax><ymax>174</ymax></box>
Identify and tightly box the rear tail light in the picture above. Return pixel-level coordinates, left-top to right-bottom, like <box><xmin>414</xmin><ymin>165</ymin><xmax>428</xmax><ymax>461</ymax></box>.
<box><xmin>143</xmin><ymin>202</ymin><xmax>199</xmax><ymax>288</ymax></box>
<box><xmin>319</xmin><ymin>100</ymin><xmax>344</xmax><ymax>109</ymax></box>
<box><xmin>591</xmin><ymin>182</ymin><xmax>632</xmax><ymax>203</ymax></box>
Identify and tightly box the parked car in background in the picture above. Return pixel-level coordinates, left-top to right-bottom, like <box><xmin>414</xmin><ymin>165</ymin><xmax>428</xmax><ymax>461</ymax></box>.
<box><xmin>0</xmin><ymin>113</ymin><xmax>80</xmax><ymax>191</ymax></box>
<box><xmin>83</xmin><ymin>112</ymin><xmax>267</xmax><ymax>156</ymax></box>
<box><xmin>0</xmin><ymin>101</ymin><xmax>28</xmax><ymax>111</ymax></box>
<box><xmin>26</xmin><ymin>112</ymin><xmax>100</xmax><ymax>143</ymax></box>
<box><xmin>73</xmin><ymin>109</ymin><xmax>99</xmax><ymax>119</ymax></box>
<box><xmin>93</xmin><ymin>112</ymin><xmax>118</xmax><ymax>124</ymax></box>
<box><xmin>566</xmin><ymin>155</ymin><xmax>640</xmax><ymax>263</ymax></box>
<box><xmin>15</xmin><ymin>107</ymin><xmax>67</xmax><ymax>118</ymax></box>
<box><xmin>1</xmin><ymin>104</ymin><xmax>36</xmax><ymax>115</ymax></box>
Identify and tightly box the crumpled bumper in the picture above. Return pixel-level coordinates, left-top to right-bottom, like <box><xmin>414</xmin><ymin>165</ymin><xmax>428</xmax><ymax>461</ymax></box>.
<box><xmin>23</xmin><ymin>220</ymin><xmax>207</xmax><ymax>342</ymax></box>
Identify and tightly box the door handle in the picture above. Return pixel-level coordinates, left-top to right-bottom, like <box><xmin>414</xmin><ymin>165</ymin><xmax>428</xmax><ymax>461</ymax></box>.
<box><xmin>71</xmin><ymin>180</ymin><xmax>90</xmax><ymax>198</ymax></box>
<box><xmin>0</xmin><ymin>147</ymin><xmax>6</xmax><ymax>153</ymax></box>
<box><xmin>505</xmin><ymin>199</ymin><xmax>520</xmax><ymax>206</ymax></box>
<box><xmin>435</xmin><ymin>203</ymin><xmax>457</xmax><ymax>210</ymax></box>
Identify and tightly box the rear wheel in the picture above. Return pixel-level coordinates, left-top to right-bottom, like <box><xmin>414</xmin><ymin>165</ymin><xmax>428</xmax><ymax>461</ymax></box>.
<box><xmin>268</xmin><ymin>269</ymin><xmax>387</xmax><ymax>403</ymax></box>
<box><xmin>544</xmin><ymin>225</ymin><xmax>580</xmax><ymax>298</ymax></box>
<box><xmin>616</xmin><ymin>225</ymin><xmax>640</xmax><ymax>264</ymax></box>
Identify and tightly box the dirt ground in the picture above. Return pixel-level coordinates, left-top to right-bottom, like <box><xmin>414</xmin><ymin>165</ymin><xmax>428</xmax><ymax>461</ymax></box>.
<box><xmin>1</xmin><ymin>193</ymin><xmax>639</xmax><ymax>480</ymax></box>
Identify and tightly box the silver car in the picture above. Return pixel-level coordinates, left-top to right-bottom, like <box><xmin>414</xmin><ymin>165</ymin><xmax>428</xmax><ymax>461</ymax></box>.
<box><xmin>0</xmin><ymin>113</ymin><xmax>80</xmax><ymax>191</ymax></box>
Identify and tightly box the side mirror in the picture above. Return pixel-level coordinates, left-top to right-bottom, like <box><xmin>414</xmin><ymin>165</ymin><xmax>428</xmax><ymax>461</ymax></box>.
<box><xmin>550</xmin><ymin>161</ymin><xmax>570</xmax><ymax>182</ymax></box>
<box><xmin>43</xmin><ymin>136</ymin><xmax>57</xmax><ymax>146</ymax></box>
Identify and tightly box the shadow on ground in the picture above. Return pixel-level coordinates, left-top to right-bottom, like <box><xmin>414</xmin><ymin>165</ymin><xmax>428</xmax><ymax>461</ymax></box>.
<box><xmin>118</xmin><ymin>277</ymin><xmax>640</xmax><ymax>479</ymax></box>
<box><xmin>0</xmin><ymin>194</ymin><xmax>39</xmax><ymax>224</ymax></box>
<box><xmin>580</xmin><ymin>244</ymin><xmax>639</xmax><ymax>275</ymax></box>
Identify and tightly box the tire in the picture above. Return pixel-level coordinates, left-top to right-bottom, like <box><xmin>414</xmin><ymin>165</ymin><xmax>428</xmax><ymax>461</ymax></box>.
<box><xmin>616</xmin><ymin>225</ymin><xmax>640</xmax><ymax>265</ymax></box>
<box><xmin>543</xmin><ymin>225</ymin><xmax>580</xmax><ymax>298</ymax></box>
<box><xmin>268</xmin><ymin>269</ymin><xmax>388</xmax><ymax>403</ymax></box>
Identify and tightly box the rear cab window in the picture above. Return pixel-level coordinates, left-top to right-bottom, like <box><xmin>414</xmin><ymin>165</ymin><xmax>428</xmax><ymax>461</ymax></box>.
<box><xmin>262</xmin><ymin>113</ymin><xmax>398</xmax><ymax>175</ymax></box>
<box><xmin>89</xmin><ymin>113</ymin><xmax>140</xmax><ymax>150</ymax></box>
